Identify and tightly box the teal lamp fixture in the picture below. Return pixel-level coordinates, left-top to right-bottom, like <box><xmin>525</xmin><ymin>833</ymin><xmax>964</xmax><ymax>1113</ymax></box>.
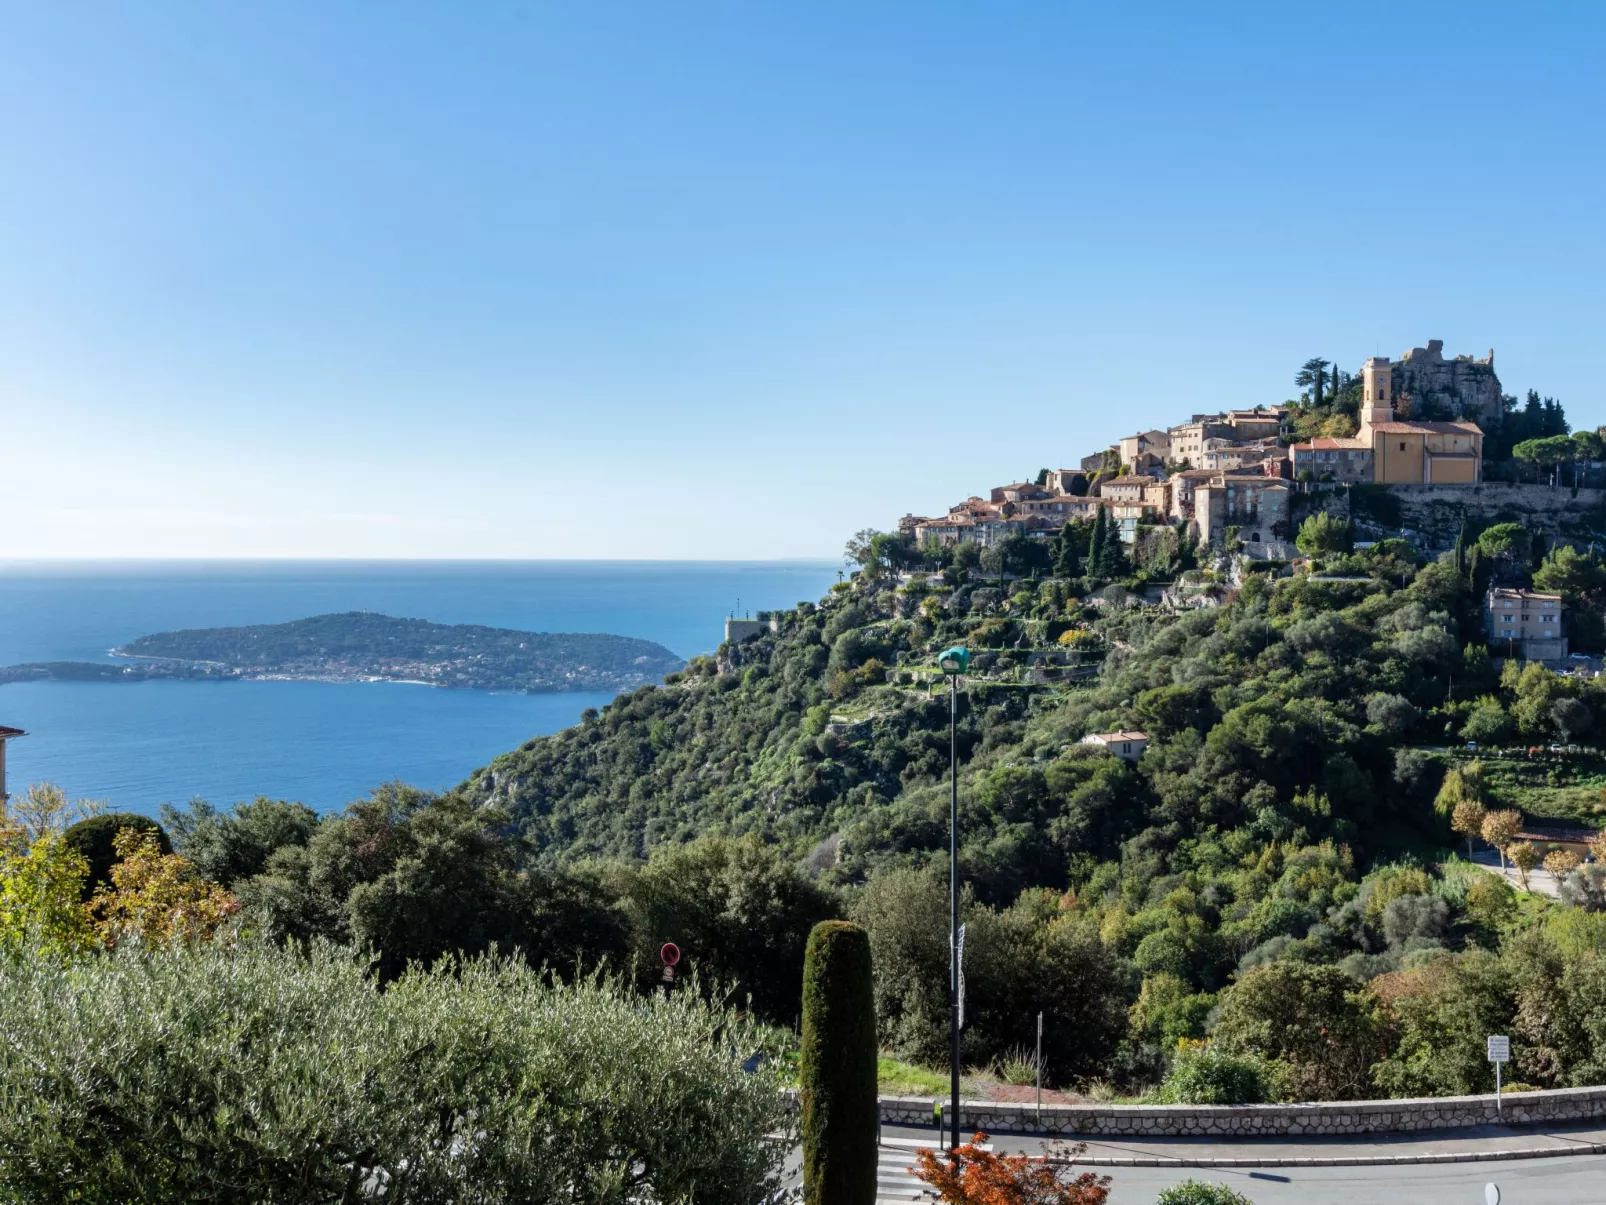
<box><xmin>937</xmin><ymin>647</ymin><xmax>970</xmax><ymax>676</ymax></box>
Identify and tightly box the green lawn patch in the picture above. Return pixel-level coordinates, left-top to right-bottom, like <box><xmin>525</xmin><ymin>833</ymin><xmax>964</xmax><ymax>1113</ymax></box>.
<box><xmin>877</xmin><ymin>1057</ymin><xmax>949</xmax><ymax>1096</ymax></box>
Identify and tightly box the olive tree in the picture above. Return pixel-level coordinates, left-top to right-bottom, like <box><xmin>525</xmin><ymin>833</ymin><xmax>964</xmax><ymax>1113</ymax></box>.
<box><xmin>0</xmin><ymin>940</ymin><xmax>793</xmax><ymax>1204</ymax></box>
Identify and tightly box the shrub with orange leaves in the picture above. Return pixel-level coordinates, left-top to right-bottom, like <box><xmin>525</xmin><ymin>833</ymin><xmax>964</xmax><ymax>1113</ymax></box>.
<box><xmin>91</xmin><ymin>827</ymin><xmax>240</xmax><ymax>947</ymax></box>
<box><xmin>913</xmin><ymin>1132</ymin><xmax>1111</xmax><ymax>1205</ymax></box>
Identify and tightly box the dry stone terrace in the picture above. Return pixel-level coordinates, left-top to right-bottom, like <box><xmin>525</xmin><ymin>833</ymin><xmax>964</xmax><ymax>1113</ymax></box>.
<box><xmin>875</xmin><ymin>1084</ymin><xmax>1606</xmax><ymax>1137</ymax></box>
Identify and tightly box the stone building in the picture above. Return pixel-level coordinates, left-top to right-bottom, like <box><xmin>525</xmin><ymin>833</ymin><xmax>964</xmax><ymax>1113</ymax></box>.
<box><xmin>1168</xmin><ymin>416</ymin><xmax>1234</xmax><ymax>466</ymax></box>
<box><xmin>1357</xmin><ymin>356</ymin><xmax>1483</xmax><ymax>483</ymax></box>
<box><xmin>1118</xmin><ymin>429</ymin><xmax>1172</xmax><ymax>469</ymax></box>
<box><xmin>990</xmin><ymin>482</ymin><xmax>1051</xmax><ymax>504</ymax></box>
<box><xmin>1289</xmin><ymin>436</ymin><xmax>1373</xmax><ymax>483</ymax></box>
<box><xmin>1097</xmin><ymin>475</ymin><xmax>1154</xmax><ymax>503</ymax></box>
<box><xmin>1194</xmin><ymin>474</ymin><xmax>1289</xmax><ymax>547</ymax></box>
<box><xmin>1221</xmin><ymin>408</ymin><xmax>1287</xmax><ymax>441</ymax></box>
<box><xmin>1486</xmin><ymin>588</ymin><xmax>1567</xmax><ymax>662</ymax></box>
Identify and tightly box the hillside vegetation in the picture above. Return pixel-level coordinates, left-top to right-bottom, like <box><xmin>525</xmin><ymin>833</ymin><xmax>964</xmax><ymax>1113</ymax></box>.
<box><xmin>40</xmin><ymin>526</ymin><xmax>1606</xmax><ymax>1102</ymax></box>
<box><xmin>442</xmin><ymin>529</ymin><xmax>1606</xmax><ymax>1093</ymax></box>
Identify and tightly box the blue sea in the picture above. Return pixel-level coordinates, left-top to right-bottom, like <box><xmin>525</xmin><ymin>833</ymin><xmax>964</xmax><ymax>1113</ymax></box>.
<box><xmin>0</xmin><ymin>561</ymin><xmax>838</xmax><ymax>816</ymax></box>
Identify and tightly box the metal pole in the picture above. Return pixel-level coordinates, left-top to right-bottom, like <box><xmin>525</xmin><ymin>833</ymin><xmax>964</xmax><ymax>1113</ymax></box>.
<box><xmin>1496</xmin><ymin>1059</ymin><xmax>1502</xmax><ymax>1118</ymax></box>
<box><xmin>1035</xmin><ymin>1011</ymin><xmax>1043</xmax><ymax>1122</ymax></box>
<box><xmin>949</xmin><ymin>673</ymin><xmax>961</xmax><ymax>1155</ymax></box>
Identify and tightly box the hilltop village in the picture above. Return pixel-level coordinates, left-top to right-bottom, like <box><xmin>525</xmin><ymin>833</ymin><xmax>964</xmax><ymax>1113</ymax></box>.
<box><xmin>882</xmin><ymin>338</ymin><xmax>1599</xmax><ymax>667</ymax></box>
<box><xmin>901</xmin><ymin>340</ymin><xmax>1504</xmax><ymax>558</ymax></box>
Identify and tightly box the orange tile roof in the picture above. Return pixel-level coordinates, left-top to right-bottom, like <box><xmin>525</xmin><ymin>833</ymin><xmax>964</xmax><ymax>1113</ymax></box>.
<box><xmin>1370</xmin><ymin>420</ymin><xmax>1483</xmax><ymax>434</ymax></box>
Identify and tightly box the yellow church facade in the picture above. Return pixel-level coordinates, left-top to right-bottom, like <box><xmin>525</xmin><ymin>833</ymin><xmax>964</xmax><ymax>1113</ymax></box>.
<box><xmin>1359</xmin><ymin>356</ymin><xmax>1483</xmax><ymax>484</ymax></box>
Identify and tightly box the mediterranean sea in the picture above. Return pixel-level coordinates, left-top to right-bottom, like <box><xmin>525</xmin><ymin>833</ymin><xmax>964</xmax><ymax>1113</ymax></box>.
<box><xmin>0</xmin><ymin>560</ymin><xmax>839</xmax><ymax>816</ymax></box>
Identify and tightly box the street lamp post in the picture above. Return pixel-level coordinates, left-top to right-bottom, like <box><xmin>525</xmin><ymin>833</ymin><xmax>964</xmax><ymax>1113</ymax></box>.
<box><xmin>937</xmin><ymin>645</ymin><xmax>970</xmax><ymax>1155</ymax></box>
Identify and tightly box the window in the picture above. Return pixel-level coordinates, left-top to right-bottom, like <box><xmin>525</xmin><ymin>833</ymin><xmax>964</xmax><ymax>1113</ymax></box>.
<box><xmin>1400</xmin><ymin>442</ymin><xmax>1407</xmax><ymax>451</ymax></box>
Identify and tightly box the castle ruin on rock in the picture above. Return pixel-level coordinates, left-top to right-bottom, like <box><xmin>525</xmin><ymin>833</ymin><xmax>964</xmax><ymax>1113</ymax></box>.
<box><xmin>1390</xmin><ymin>339</ymin><xmax>1503</xmax><ymax>424</ymax></box>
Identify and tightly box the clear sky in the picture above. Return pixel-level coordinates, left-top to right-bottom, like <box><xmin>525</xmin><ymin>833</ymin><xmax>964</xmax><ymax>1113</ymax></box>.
<box><xmin>3</xmin><ymin>2</ymin><xmax>1602</xmax><ymax>560</ymax></box>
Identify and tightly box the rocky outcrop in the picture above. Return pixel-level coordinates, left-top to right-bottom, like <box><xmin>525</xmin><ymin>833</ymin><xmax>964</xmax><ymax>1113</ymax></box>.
<box><xmin>1391</xmin><ymin>339</ymin><xmax>1503</xmax><ymax>424</ymax></box>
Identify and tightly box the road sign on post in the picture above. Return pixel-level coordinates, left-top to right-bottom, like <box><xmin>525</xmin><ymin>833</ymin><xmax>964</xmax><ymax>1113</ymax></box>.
<box><xmin>1487</xmin><ymin>1034</ymin><xmax>1510</xmax><ymax>1115</ymax></box>
<box><xmin>661</xmin><ymin>942</ymin><xmax>681</xmax><ymax>983</ymax></box>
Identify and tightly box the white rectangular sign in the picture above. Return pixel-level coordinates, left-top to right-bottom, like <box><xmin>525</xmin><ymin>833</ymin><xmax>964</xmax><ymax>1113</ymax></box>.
<box><xmin>1487</xmin><ymin>1035</ymin><xmax>1510</xmax><ymax>1063</ymax></box>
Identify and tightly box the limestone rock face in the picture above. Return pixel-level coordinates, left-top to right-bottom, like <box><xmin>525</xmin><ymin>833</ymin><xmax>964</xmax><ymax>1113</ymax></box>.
<box><xmin>1390</xmin><ymin>339</ymin><xmax>1503</xmax><ymax>424</ymax></box>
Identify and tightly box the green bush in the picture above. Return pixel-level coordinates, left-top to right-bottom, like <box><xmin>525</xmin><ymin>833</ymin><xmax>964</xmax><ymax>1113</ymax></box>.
<box><xmin>1155</xmin><ymin>1181</ymin><xmax>1256</xmax><ymax>1204</ymax></box>
<box><xmin>1156</xmin><ymin>1041</ymin><xmax>1279</xmax><ymax>1105</ymax></box>
<box><xmin>800</xmin><ymin>920</ymin><xmax>877</xmax><ymax>1205</ymax></box>
<box><xmin>60</xmin><ymin>813</ymin><xmax>170</xmax><ymax>897</ymax></box>
<box><xmin>0</xmin><ymin>940</ymin><xmax>792</xmax><ymax>1204</ymax></box>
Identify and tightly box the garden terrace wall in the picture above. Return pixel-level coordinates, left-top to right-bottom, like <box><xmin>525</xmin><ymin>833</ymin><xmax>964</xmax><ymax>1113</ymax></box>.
<box><xmin>878</xmin><ymin>1086</ymin><xmax>1606</xmax><ymax>1137</ymax></box>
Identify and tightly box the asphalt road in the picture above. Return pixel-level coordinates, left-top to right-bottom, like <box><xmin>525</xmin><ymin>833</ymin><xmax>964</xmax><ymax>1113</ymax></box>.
<box><xmin>841</xmin><ymin>1124</ymin><xmax>1606</xmax><ymax>1204</ymax></box>
<box><xmin>1094</xmin><ymin>1156</ymin><xmax>1606</xmax><ymax>1203</ymax></box>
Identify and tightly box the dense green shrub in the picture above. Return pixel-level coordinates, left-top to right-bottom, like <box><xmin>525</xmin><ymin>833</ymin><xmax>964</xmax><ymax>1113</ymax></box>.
<box><xmin>801</xmin><ymin>920</ymin><xmax>877</xmax><ymax>1205</ymax></box>
<box><xmin>60</xmin><ymin>813</ymin><xmax>170</xmax><ymax>897</ymax></box>
<box><xmin>0</xmin><ymin>941</ymin><xmax>791</xmax><ymax>1204</ymax></box>
<box><xmin>1156</xmin><ymin>1041</ymin><xmax>1279</xmax><ymax>1105</ymax></box>
<box><xmin>1155</xmin><ymin>1181</ymin><xmax>1256</xmax><ymax>1205</ymax></box>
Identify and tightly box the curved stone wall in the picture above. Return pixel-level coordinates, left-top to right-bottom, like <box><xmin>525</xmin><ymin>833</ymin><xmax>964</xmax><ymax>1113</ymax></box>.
<box><xmin>879</xmin><ymin>1085</ymin><xmax>1606</xmax><ymax>1137</ymax></box>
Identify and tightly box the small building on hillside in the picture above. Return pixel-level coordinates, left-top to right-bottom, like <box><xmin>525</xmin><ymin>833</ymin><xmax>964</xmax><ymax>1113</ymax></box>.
<box><xmin>1486</xmin><ymin>588</ymin><xmax>1567</xmax><ymax>661</ymax></box>
<box><xmin>1097</xmin><ymin>475</ymin><xmax>1154</xmax><ymax>503</ymax></box>
<box><xmin>1222</xmin><ymin>408</ymin><xmax>1286</xmax><ymax>441</ymax></box>
<box><xmin>725</xmin><ymin>617</ymin><xmax>776</xmax><ymax>644</ymax></box>
<box><xmin>1168</xmin><ymin>416</ymin><xmax>1234</xmax><ymax>466</ymax></box>
<box><xmin>1194</xmin><ymin>474</ymin><xmax>1289</xmax><ymax>547</ymax></box>
<box><xmin>1118</xmin><ymin>430</ymin><xmax>1172</xmax><ymax>470</ymax></box>
<box><xmin>0</xmin><ymin>726</ymin><xmax>25</xmax><ymax>803</ymax></box>
<box><xmin>1043</xmin><ymin>469</ymin><xmax>1088</xmax><ymax>495</ymax></box>
<box><xmin>1081</xmin><ymin>730</ymin><xmax>1149</xmax><ymax>761</ymax></box>
<box><xmin>990</xmin><ymin>481</ymin><xmax>1051</xmax><ymax>504</ymax></box>
<box><xmin>1289</xmin><ymin>437</ymin><xmax>1373</xmax><ymax>483</ymax></box>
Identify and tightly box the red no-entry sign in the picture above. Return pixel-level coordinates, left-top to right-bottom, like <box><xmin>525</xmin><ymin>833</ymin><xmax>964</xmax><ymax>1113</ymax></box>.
<box><xmin>660</xmin><ymin>942</ymin><xmax>681</xmax><ymax>967</ymax></box>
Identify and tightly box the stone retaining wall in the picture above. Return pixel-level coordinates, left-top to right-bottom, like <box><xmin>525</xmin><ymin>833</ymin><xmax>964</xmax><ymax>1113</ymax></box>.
<box><xmin>879</xmin><ymin>1085</ymin><xmax>1606</xmax><ymax>1137</ymax></box>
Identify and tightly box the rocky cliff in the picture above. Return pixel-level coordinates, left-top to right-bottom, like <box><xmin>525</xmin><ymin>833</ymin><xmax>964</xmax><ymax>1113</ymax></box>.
<box><xmin>1390</xmin><ymin>339</ymin><xmax>1503</xmax><ymax>423</ymax></box>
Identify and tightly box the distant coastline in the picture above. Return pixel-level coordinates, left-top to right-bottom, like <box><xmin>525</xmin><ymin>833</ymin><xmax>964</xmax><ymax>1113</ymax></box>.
<box><xmin>0</xmin><ymin>611</ymin><xmax>686</xmax><ymax>694</ymax></box>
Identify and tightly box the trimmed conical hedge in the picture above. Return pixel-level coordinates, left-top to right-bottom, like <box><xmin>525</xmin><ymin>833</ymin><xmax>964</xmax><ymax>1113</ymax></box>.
<box><xmin>800</xmin><ymin>919</ymin><xmax>877</xmax><ymax>1205</ymax></box>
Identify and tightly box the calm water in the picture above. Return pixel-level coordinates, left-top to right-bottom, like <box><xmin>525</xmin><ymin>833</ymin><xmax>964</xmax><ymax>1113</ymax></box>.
<box><xmin>0</xmin><ymin>561</ymin><xmax>837</xmax><ymax>815</ymax></box>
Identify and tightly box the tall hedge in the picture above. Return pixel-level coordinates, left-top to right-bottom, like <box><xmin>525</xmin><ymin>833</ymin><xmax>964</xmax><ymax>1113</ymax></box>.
<box><xmin>800</xmin><ymin>919</ymin><xmax>877</xmax><ymax>1205</ymax></box>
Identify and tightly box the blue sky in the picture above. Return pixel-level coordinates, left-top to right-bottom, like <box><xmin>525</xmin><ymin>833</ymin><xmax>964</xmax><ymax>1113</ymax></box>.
<box><xmin>2</xmin><ymin>2</ymin><xmax>1602</xmax><ymax>559</ymax></box>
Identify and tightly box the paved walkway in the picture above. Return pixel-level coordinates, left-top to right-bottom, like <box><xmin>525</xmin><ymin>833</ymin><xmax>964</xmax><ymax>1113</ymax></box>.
<box><xmin>1470</xmin><ymin>849</ymin><xmax>1562</xmax><ymax>899</ymax></box>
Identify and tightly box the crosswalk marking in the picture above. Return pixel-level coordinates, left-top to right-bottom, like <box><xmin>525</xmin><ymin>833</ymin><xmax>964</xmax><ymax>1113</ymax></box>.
<box><xmin>875</xmin><ymin>1140</ymin><xmax>991</xmax><ymax>1203</ymax></box>
<box><xmin>877</xmin><ymin>1147</ymin><xmax>927</xmax><ymax>1202</ymax></box>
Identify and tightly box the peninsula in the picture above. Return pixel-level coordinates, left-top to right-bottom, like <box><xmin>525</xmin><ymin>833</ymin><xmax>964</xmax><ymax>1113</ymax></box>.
<box><xmin>0</xmin><ymin>613</ymin><xmax>684</xmax><ymax>693</ymax></box>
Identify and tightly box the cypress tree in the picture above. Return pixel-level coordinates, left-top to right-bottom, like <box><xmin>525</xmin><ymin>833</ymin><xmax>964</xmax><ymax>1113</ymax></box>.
<box><xmin>1053</xmin><ymin>521</ymin><xmax>1078</xmax><ymax>578</ymax></box>
<box><xmin>1087</xmin><ymin>508</ymin><xmax>1108</xmax><ymax>583</ymax></box>
<box><xmin>800</xmin><ymin>920</ymin><xmax>877</xmax><ymax>1205</ymax></box>
<box><xmin>1099</xmin><ymin>515</ymin><xmax>1131</xmax><ymax>578</ymax></box>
